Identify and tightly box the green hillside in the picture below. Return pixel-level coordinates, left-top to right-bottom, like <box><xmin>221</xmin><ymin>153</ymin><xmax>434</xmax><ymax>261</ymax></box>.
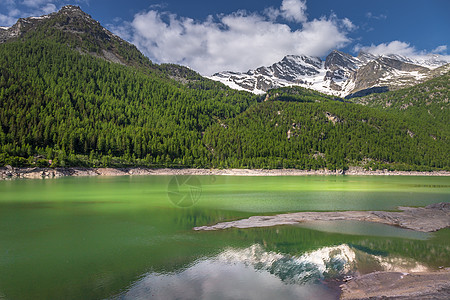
<box><xmin>0</xmin><ymin>40</ymin><xmax>257</xmax><ymax>168</ymax></box>
<box><xmin>204</xmin><ymin>86</ymin><xmax>449</xmax><ymax>170</ymax></box>
<box><xmin>0</xmin><ymin>7</ymin><xmax>449</xmax><ymax>171</ymax></box>
<box><xmin>351</xmin><ymin>72</ymin><xmax>450</xmax><ymax>128</ymax></box>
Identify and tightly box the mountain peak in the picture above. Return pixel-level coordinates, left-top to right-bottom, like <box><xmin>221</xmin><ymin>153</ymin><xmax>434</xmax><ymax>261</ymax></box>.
<box><xmin>330</xmin><ymin>49</ymin><xmax>346</xmax><ymax>55</ymax></box>
<box><xmin>0</xmin><ymin>5</ymin><xmax>154</xmax><ymax>68</ymax></box>
<box><xmin>210</xmin><ymin>49</ymin><xmax>450</xmax><ymax>97</ymax></box>
<box><xmin>356</xmin><ymin>51</ymin><xmax>377</xmax><ymax>63</ymax></box>
<box><xmin>0</xmin><ymin>5</ymin><xmax>97</xmax><ymax>44</ymax></box>
<box><xmin>61</xmin><ymin>5</ymin><xmax>82</xmax><ymax>11</ymax></box>
<box><xmin>325</xmin><ymin>50</ymin><xmax>360</xmax><ymax>70</ymax></box>
<box><xmin>56</xmin><ymin>5</ymin><xmax>95</xmax><ymax>21</ymax></box>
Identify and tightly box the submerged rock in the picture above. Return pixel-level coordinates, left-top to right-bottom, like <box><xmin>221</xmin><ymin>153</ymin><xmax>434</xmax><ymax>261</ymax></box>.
<box><xmin>194</xmin><ymin>203</ymin><xmax>450</xmax><ymax>233</ymax></box>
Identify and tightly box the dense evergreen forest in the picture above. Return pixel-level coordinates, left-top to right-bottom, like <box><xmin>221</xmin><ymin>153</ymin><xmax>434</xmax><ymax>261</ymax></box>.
<box><xmin>0</xmin><ymin>36</ymin><xmax>448</xmax><ymax>170</ymax></box>
<box><xmin>203</xmin><ymin>86</ymin><xmax>449</xmax><ymax>170</ymax></box>
<box><xmin>0</xmin><ymin>40</ymin><xmax>258</xmax><ymax>168</ymax></box>
<box><xmin>351</xmin><ymin>72</ymin><xmax>449</xmax><ymax>128</ymax></box>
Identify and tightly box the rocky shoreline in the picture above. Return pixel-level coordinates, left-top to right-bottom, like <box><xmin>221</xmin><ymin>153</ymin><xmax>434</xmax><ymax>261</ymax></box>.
<box><xmin>194</xmin><ymin>203</ymin><xmax>450</xmax><ymax>232</ymax></box>
<box><xmin>339</xmin><ymin>269</ymin><xmax>450</xmax><ymax>299</ymax></box>
<box><xmin>1</xmin><ymin>166</ymin><xmax>449</xmax><ymax>180</ymax></box>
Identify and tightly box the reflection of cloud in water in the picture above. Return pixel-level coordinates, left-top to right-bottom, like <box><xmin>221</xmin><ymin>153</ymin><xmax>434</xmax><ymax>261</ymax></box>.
<box><xmin>113</xmin><ymin>259</ymin><xmax>336</xmax><ymax>300</ymax></box>
<box><xmin>114</xmin><ymin>244</ymin><xmax>429</xmax><ymax>299</ymax></box>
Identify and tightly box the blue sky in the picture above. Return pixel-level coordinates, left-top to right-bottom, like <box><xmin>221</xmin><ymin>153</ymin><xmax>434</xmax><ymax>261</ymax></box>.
<box><xmin>1</xmin><ymin>0</ymin><xmax>449</xmax><ymax>75</ymax></box>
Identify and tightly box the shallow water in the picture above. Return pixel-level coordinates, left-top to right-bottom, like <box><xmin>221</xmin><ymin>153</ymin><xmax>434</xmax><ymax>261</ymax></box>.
<box><xmin>0</xmin><ymin>175</ymin><xmax>449</xmax><ymax>299</ymax></box>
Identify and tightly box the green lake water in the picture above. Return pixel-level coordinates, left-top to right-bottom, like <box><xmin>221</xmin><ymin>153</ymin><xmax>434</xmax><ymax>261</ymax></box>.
<box><xmin>0</xmin><ymin>175</ymin><xmax>449</xmax><ymax>299</ymax></box>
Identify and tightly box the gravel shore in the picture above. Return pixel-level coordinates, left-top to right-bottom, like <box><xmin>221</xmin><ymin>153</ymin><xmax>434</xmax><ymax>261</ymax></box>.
<box><xmin>1</xmin><ymin>166</ymin><xmax>449</xmax><ymax>180</ymax></box>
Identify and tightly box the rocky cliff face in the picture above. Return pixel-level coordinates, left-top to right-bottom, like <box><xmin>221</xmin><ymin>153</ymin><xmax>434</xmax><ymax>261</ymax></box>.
<box><xmin>210</xmin><ymin>49</ymin><xmax>450</xmax><ymax>97</ymax></box>
<box><xmin>1</xmin><ymin>6</ymin><xmax>97</xmax><ymax>43</ymax></box>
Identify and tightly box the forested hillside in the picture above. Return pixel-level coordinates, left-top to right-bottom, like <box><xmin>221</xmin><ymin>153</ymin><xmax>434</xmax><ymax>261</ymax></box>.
<box><xmin>352</xmin><ymin>72</ymin><xmax>449</xmax><ymax>128</ymax></box>
<box><xmin>0</xmin><ymin>7</ymin><xmax>448</xmax><ymax>171</ymax></box>
<box><xmin>0</xmin><ymin>40</ymin><xmax>258</xmax><ymax>168</ymax></box>
<box><xmin>203</xmin><ymin>86</ymin><xmax>449</xmax><ymax>170</ymax></box>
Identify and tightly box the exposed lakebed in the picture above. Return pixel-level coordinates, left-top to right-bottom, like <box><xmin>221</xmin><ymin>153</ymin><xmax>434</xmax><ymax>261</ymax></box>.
<box><xmin>0</xmin><ymin>175</ymin><xmax>449</xmax><ymax>299</ymax></box>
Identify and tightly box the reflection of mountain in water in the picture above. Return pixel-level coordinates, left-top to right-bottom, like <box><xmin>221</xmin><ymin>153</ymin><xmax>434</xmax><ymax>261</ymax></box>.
<box><xmin>219</xmin><ymin>244</ymin><xmax>356</xmax><ymax>283</ymax></box>
<box><xmin>113</xmin><ymin>244</ymin><xmax>429</xmax><ymax>299</ymax></box>
<box><xmin>219</xmin><ymin>244</ymin><xmax>428</xmax><ymax>283</ymax></box>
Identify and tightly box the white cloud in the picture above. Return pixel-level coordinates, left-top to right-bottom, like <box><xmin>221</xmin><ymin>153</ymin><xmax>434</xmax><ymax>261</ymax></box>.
<box><xmin>280</xmin><ymin>0</ymin><xmax>307</xmax><ymax>23</ymax></box>
<box><xmin>0</xmin><ymin>13</ymin><xmax>16</xmax><ymax>26</ymax></box>
<box><xmin>41</xmin><ymin>3</ymin><xmax>56</xmax><ymax>14</ymax></box>
<box><xmin>432</xmin><ymin>45</ymin><xmax>447</xmax><ymax>54</ymax></box>
<box><xmin>354</xmin><ymin>41</ymin><xmax>418</xmax><ymax>57</ymax></box>
<box><xmin>117</xmin><ymin>0</ymin><xmax>353</xmax><ymax>75</ymax></box>
<box><xmin>342</xmin><ymin>17</ymin><xmax>356</xmax><ymax>31</ymax></box>
<box><xmin>354</xmin><ymin>41</ymin><xmax>450</xmax><ymax>64</ymax></box>
<box><xmin>262</xmin><ymin>0</ymin><xmax>307</xmax><ymax>23</ymax></box>
<box><xmin>10</xmin><ymin>8</ymin><xmax>22</xmax><ymax>16</ymax></box>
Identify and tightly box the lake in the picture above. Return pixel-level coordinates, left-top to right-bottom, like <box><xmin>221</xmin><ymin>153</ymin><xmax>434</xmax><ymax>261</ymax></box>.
<box><xmin>0</xmin><ymin>175</ymin><xmax>449</xmax><ymax>299</ymax></box>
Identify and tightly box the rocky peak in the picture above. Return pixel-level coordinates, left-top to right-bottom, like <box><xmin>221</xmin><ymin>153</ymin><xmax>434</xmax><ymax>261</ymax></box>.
<box><xmin>0</xmin><ymin>6</ymin><xmax>153</xmax><ymax>68</ymax></box>
<box><xmin>245</xmin><ymin>54</ymin><xmax>323</xmax><ymax>81</ymax></box>
<box><xmin>383</xmin><ymin>54</ymin><xmax>416</xmax><ymax>64</ymax></box>
<box><xmin>357</xmin><ymin>51</ymin><xmax>377</xmax><ymax>64</ymax></box>
<box><xmin>55</xmin><ymin>5</ymin><xmax>98</xmax><ymax>26</ymax></box>
<box><xmin>272</xmin><ymin>55</ymin><xmax>322</xmax><ymax>79</ymax></box>
<box><xmin>325</xmin><ymin>50</ymin><xmax>360</xmax><ymax>70</ymax></box>
<box><xmin>378</xmin><ymin>56</ymin><xmax>429</xmax><ymax>73</ymax></box>
<box><xmin>60</xmin><ymin>5</ymin><xmax>82</xmax><ymax>12</ymax></box>
<box><xmin>0</xmin><ymin>5</ymin><xmax>99</xmax><ymax>44</ymax></box>
<box><xmin>0</xmin><ymin>15</ymin><xmax>47</xmax><ymax>43</ymax></box>
<box><xmin>283</xmin><ymin>55</ymin><xmax>323</xmax><ymax>69</ymax></box>
<box><xmin>210</xmin><ymin>48</ymin><xmax>450</xmax><ymax>98</ymax></box>
<box><xmin>323</xmin><ymin>50</ymin><xmax>361</xmax><ymax>88</ymax></box>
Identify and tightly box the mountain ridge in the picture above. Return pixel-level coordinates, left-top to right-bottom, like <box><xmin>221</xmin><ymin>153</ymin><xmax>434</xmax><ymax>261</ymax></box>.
<box><xmin>210</xmin><ymin>50</ymin><xmax>450</xmax><ymax>98</ymax></box>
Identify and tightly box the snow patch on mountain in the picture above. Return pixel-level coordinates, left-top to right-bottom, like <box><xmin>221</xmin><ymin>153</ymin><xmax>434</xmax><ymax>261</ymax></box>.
<box><xmin>209</xmin><ymin>50</ymin><xmax>450</xmax><ymax>97</ymax></box>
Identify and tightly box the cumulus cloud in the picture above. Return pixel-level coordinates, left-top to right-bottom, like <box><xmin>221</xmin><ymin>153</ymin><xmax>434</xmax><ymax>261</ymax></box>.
<box><xmin>432</xmin><ymin>45</ymin><xmax>447</xmax><ymax>54</ymax></box>
<box><xmin>280</xmin><ymin>0</ymin><xmax>307</xmax><ymax>23</ymax></box>
<box><xmin>354</xmin><ymin>41</ymin><xmax>419</xmax><ymax>57</ymax></box>
<box><xmin>115</xmin><ymin>0</ymin><xmax>354</xmax><ymax>75</ymax></box>
<box><xmin>354</xmin><ymin>41</ymin><xmax>450</xmax><ymax>63</ymax></box>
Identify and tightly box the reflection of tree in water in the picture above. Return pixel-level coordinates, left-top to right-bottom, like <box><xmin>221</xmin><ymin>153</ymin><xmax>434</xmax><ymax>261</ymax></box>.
<box><xmin>355</xmin><ymin>230</ymin><xmax>450</xmax><ymax>269</ymax></box>
<box><xmin>171</xmin><ymin>208</ymin><xmax>252</xmax><ymax>229</ymax></box>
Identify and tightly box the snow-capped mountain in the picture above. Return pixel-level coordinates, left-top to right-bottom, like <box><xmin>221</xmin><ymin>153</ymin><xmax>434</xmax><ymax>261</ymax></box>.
<box><xmin>210</xmin><ymin>50</ymin><xmax>450</xmax><ymax>97</ymax></box>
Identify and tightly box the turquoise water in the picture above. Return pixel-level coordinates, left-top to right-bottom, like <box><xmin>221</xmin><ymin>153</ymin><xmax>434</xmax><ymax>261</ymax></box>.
<box><xmin>0</xmin><ymin>175</ymin><xmax>449</xmax><ymax>299</ymax></box>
